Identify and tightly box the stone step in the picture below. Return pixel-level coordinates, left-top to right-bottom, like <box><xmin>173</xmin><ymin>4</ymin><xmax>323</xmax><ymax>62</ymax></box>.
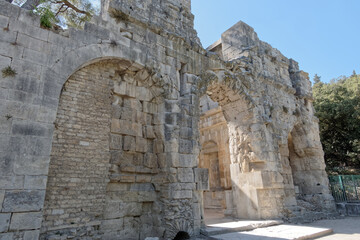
<box><xmin>202</xmin><ymin>220</ymin><xmax>283</xmax><ymax>236</ymax></box>
<box><xmin>211</xmin><ymin>224</ymin><xmax>333</xmax><ymax>240</ymax></box>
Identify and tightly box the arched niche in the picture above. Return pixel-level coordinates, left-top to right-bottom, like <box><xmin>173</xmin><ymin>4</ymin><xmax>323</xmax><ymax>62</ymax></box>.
<box><xmin>40</xmin><ymin>59</ymin><xmax>166</xmax><ymax>239</ymax></box>
<box><xmin>286</xmin><ymin>123</ymin><xmax>334</xmax><ymax>211</ymax></box>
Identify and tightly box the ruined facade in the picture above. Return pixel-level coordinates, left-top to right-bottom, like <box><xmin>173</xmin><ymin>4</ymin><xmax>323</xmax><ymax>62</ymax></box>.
<box><xmin>0</xmin><ymin>0</ymin><xmax>335</xmax><ymax>239</ymax></box>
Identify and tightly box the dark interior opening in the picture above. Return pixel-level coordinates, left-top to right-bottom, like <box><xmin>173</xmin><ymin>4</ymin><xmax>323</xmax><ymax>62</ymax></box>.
<box><xmin>173</xmin><ymin>231</ymin><xmax>190</xmax><ymax>240</ymax></box>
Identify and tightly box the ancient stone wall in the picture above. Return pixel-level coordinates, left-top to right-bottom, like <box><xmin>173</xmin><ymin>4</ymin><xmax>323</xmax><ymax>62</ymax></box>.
<box><xmin>41</xmin><ymin>62</ymin><xmax>113</xmax><ymax>239</ymax></box>
<box><xmin>0</xmin><ymin>0</ymin><xmax>216</xmax><ymax>238</ymax></box>
<box><xmin>204</xmin><ymin>21</ymin><xmax>335</xmax><ymax>220</ymax></box>
<box><xmin>0</xmin><ymin>0</ymin><xmax>335</xmax><ymax>239</ymax></box>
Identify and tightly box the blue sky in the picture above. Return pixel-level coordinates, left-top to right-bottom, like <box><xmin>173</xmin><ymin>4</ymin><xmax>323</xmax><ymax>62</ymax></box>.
<box><xmin>191</xmin><ymin>0</ymin><xmax>360</xmax><ymax>83</ymax></box>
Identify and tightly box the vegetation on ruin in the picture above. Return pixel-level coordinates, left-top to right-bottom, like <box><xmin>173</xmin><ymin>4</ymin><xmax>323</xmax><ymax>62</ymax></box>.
<box><xmin>9</xmin><ymin>0</ymin><xmax>98</xmax><ymax>28</ymax></box>
<box><xmin>1</xmin><ymin>66</ymin><xmax>17</xmax><ymax>78</ymax></box>
<box><xmin>313</xmin><ymin>73</ymin><xmax>360</xmax><ymax>174</ymax></box>
<box><xmin>37</xmin><ymin>5</ymin><xmax>56</xmax><ymax>28</ymax></box>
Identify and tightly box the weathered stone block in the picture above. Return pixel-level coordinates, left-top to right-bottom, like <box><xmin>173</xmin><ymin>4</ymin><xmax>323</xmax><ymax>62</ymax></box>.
<box><xmin>164</xmin><ymin>139</ymin><xmax>179</xmax><ymax>153</ymax></box>
<box><xmin>111</xmin><ymin>119</ymin><xmax>142</xmax><ymax>137</ymax></box>
<box><xmin>84</xmin><ymin>22</ymin><xmax>110</xmax><ymax>39</ymax></box>
<box><xmin>0</xmin><ymin>214</ymin><xmax>10</xmax><ymax>233</ymax></box>
<box><xmin>165</xmin><ymin>113</ymin><xmax>177</xmax><ymax>125</ymax></box>
<box><xmin>171</xmin><ymin>190</ymin><xmax>192</xmax><ymax>199</ymax></box>
<box><xmin>11</xmin><ymin>120</ymin><xmax>53</xmax><ymax>137</ymax></box>
<box><xmin>135</xmin><ymin>86</ymin><xmax>152</xmax><ymax>101</ymax></box>
<box><xmin>143</xmin><ymin>126</ymin><xmax>156</xmax><ymax>139</ymax></box>
<box><xmin>136</xmin><ymin>137</ymin><xmax>148</xmax><ymax>153</ymax></box>
<box><xmin>0</xmin><ymin>153</ymin><xmax>14</xmax><ymax>176</ymax></box>
<box><xmin>69</xmin><ymin>28</ymin><xmax>100</xmax><ymax>45</ymax></box>
<box><xmin>119</xmin><ymin>107</ymin><xmax>136</xmax><ymax>121</ymax></box>
<box><xmin>24</xmin><ymin>176</ymin><xmax>47</xmax><ymax>190</ymax></box>
<box><xmin>144</xmin><ymin>153</ymin><xmax>157</xmax><ymax>169</ymax></box>
<box><xmin>0</xmin><ymin>1</ymin><xmax>20</xmax><ymax>18</ymax></box>
<box><xmin>179</xmin><ymin>139</ymin><xmax>194</xmax><ymax>154</ymax></box>
<box><xmin>0</xmin><ymin>42</ymin><xmax>23</xmax><ymax>60</ymax></box>
<box><xmin>194</xmin><ymin>168</ymin><xmax>209</xmax><ymax>191</ymax></box>
<box><xmin>9</xmin><ymin>212</ymin><xmax>42</xmax><ymax>230</ymax></box>
<box><xmin>121</xmin><ymin>202</ymin><xmax>142</xmax><ymax>217</ymax></box>
<box><xmin>0</xmin><ymin>55</ymin><xmax>11</xmax><ymax>69</ymax></box>
<box><xmin>153</xmin><ymin>114</ymin><xmax>164</xmax><ymax>125</ymax></box>
<box><xmin>14</xmin><ymin>156</ymin><xmax>49</xmax><ymax>175</ymax></box>
<box><xmin>130</xmin><ymin>183</ymin><xmax>155</xmax><ymax>192</ymax></box>
<box><xmin>23</xmin><ymin>230</ymin><xmax>40</xmax><ymax>240</ymax></box>
<box><xmin>123</xmin><ymin>136</ymin><xmax>136</xmax><ymax>151</ymax></box>
<box><xmin>0</xmin><ymin>176</ymin><xmax>23</xmax><ymax>189</ymax></box>
<box><xmin>192</xmin><ymin>203</ymin><xmax>201</xmax><ymax>220</ymax></box>
<box><xmin>17</xmin><ymin>9</ymin><xmax>41</xmax><ymax>27</ymax></box>
<box><xmin>135</xmin><ymin>175</ymin><xmax>151</xmax><ymax>183</ymax></box>
<box><xmin>110</xmin><ymin>134</ymin><xmax>123</xmax><ymax>150</ymax></box>
<box><xmin>175</xmin><ymin>154</ymin><xmax>197</xmax><ymax>168</ymax></box>
<box><xmin>138</xmin><ymin>191</ymin><xmax>157</xmax><ymax>202</ymax></box>
<box><xmin>0</xmin><ymin>191</ymin><xmax>4</xmax><ymax>208</ymax></box>
<box><xmin>101</xmin><ymin>218</ymin><xmax>124</xmax><ymax>231</ymax></box>
<box><xmin>9</xmin><ymin>136</ymin><xmax>52</xmax><ymax>156</ymax></box>
<box><xmin>17</xmin><ymin>33</ymin><xmax>49</xmax><ymax>53</ymax></box>
<box><xmin>0</xmin><ymin>88</ymin><xmax>7</xmax><ymax>100</ymax></box>
<box><xmin>143</xmin><ymin>102</ymin><xmax>157</xmax><ymax>114</ymax></box>
<box><xmin>164</xmin><ymin>124</ymin><xmax>179</xmax><ymax>141</ymax></box>
<box><xmin>13</xmin><ymin>75</ymin><xmax>39</xmax><ymax>94</ymax></box>
<box><xmin>180</xmin><ymin>127</ymin><xmax>193</xmax><ymax>139</ymax></box>
<box><xmin>0</xmin><ymin>232</ymin><xmax>13</xmax><ymax>240</ymax></box>
<box><xmin>2</xmin><ymin>190</ymin><xmax>45</xmax><ymax>212</ymax></box>
<box><xmin>22</xmin><ymin>48</ymin><xmax>48</xmax><ymax>66</ymax></box>
<box><xmin>153</xmin><ymin>125</ymin><xmax>164</xmax><ymax>140</ymax></box>
<box><xmin>177</xmin><ymin>168</ymin><xmax>194</xmax><ymax>183</ymax></box>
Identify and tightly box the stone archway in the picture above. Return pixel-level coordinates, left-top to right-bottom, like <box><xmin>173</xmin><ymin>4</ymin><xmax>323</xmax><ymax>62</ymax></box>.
<box><xmin>197</xmin><ymin>70</ymin><xmax>270</xmax><ymax>220</ymax></box>
<box><xmin>40</xmin><ymin>59</ymin><xmax>166</xmax><ymax>239</ymax></box>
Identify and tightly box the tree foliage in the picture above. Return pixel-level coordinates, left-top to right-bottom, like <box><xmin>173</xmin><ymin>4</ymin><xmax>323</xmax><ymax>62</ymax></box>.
<box><xmin>313</xmin><ymin>74</ymin><xmax>321</xmax><ymax>84</ymax></box>
<box><xmin>11</xmin><ymin>0</ymin><xmax>99</xmax><ymax>29</ymax></box>
<box><xmin>313</xmin><ymin>74</ymin><xmax>360</xmax><ymax>173</ymax></box>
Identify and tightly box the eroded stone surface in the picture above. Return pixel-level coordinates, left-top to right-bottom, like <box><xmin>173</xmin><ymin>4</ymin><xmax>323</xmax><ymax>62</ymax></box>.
<box><xmin>0</xmin><ymin>0</ymin><xmax>335</xmax><ymax>239</ymax></box>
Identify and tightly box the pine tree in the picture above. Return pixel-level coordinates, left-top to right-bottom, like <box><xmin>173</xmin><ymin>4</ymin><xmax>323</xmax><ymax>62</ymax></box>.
<box><xmin>352</xmin><ymin>70</ymin><xmax>357</xmax><ymax>77</ymax></box>
<box><xmin>313</xmin><ymin>74</ymin><xmax>321</xmax><ymax>84</ymax></box>
<box><xmin>10</xmin><ymin>0</ymin><xmax>98</xmax><ymax>29</ymax></box>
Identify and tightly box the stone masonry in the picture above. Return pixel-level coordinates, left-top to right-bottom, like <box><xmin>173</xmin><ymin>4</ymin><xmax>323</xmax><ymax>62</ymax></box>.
<box><xmin>0</xmin><ymin>0</ymin><xmax>335</xmax><ymax>239</ymax></box>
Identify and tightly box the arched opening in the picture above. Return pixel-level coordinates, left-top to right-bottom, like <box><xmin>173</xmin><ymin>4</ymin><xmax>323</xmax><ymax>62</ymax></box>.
<box><xmin>173</xmin><ymin>231</ymin><xmax>190</xmax><ymax>240</ymax></box>
<box><xmin>41</xmin><ymin>59</ymin><xmax>165</xmax><ymax>239</ymax></box>
<box><xmin>280</xmin><ymin>123</ymin><xmax>334</xmax><ymax>218</ymax></box>
<box><xmin>198</xmin><ymin>95</ymin><xmax>234</xmax><ymax>222</ymax></box>
<box><xmin>197</xmin><ymin>70</ymin><xmax>285</xmax><ymax>221</ymax></box>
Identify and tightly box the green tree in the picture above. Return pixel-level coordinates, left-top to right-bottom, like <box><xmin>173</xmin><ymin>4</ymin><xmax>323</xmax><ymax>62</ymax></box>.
<box><xmin>313</xmin><ymin>74</ymin><xmax>321</xmax><ymax>84</ymax></box>
<box><xmin>10</xmin><ymin>0</ymin><xmax>99</xmax><ymax>28</ymax></box>
<box><xmin>352</xmin><ymin>70</ymin><xmax>357</xmax><ymax>77</ymax></box>
<box><xmin>313</xmin><ymin>75</ymin><xmax>360</xmax><ymax>173</ymax></box>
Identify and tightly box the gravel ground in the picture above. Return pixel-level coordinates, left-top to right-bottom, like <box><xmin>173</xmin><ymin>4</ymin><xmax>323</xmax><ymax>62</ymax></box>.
<box><xmin>306</xmin><ymin>216</ymin><xmax>360</xmax><ymax>240</ymax></box>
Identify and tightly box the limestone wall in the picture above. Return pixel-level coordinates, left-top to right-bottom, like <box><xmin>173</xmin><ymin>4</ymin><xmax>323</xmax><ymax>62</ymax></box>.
<box><xmin>0</xmin><ymin>0</ymin><xmax>216</xmax><ymax>238</ymax></box>
<box><xmin>205</xmin><ymin>21</ymin><xmax>334</xmax><ymax>219</ymax></box>
<box><xmin>0</xmin><ymin>0</ymin><xmax>335</xmax><ymax>239</ymax></box>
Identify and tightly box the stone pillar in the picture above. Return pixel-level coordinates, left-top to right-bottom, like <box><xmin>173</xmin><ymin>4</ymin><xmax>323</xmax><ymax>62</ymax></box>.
<box><xmin>223</xmin><ymin>101</ymin><xmax>288</xmax><ymax>219</ymax></box>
